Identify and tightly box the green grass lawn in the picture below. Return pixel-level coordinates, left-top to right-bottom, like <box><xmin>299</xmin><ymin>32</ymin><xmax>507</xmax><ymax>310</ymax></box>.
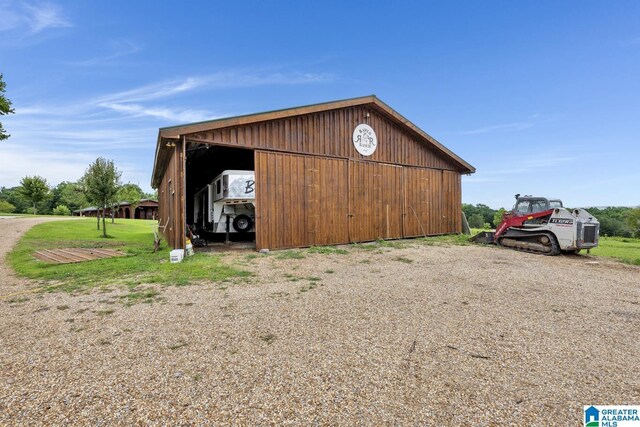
<box><xmin>590</xmin><ymin>236</ymin><xmax>640</xmax><ymax>265</ymax></box>
<box><xmin>8</xmin><ymin>218</ymin><xmax>251</xmax><ymax>292</ymax></box>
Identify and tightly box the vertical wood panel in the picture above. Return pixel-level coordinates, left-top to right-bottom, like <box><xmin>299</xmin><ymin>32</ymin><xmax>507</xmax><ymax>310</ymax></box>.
<box><xmin>255</xmin><ymin>151</ymin><xmax>349</xmax><ymax>250</ymax></box>
<box><xmin>349</xmin><ymin>161</ymin><xmax>403</xmax><ymax>242</ymax></box>
<box><xmin>157</xmin><ymin>141</ymin><xmax>186</xmax><ymax>249</ymax></box>
<box><xmin>403</xmin><ymin>167</ymin><xmax>460</xmax><ymax>237</ymax></box>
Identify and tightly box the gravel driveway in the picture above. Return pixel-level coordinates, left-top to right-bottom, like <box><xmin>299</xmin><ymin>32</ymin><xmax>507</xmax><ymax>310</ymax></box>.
<box><xmin>1</xmin><ymin>217</ymin><xmax>639</xmax><ymax>426</ymax></box>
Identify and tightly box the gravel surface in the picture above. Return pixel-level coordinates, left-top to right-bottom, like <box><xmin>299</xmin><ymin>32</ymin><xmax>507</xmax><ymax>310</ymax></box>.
<box><xmin>1</xmin><ymin>217</ymin><xmax>639</xmax><ymax>426</ymax></box>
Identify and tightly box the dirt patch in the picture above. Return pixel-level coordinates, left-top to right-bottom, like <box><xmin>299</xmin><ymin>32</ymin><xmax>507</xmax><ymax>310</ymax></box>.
<box><xmin>1</xmin><ymin>218</ymin><xmax>639</xmax><ymax>425</ymax></box>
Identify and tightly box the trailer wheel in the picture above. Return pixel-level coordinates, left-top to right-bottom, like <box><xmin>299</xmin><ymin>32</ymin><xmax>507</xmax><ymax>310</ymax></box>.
<box><xmin>233</xmin><ymin>214</ymin><xmax>253</xmax><ymax>233</ymax></box>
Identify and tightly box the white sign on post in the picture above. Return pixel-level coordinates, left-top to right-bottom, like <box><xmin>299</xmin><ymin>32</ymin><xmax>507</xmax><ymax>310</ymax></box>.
<box><xmin>352</xmin><ymin>124</ymin><xmax>377</xmax><ymax>156</ymax></box>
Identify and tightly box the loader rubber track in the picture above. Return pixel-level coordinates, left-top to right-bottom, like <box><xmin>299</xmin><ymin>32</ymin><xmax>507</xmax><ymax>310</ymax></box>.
<box><xmin>496</xmin><ymin>231</ymin><xmax>560</xmax><ymax>256</ymax></box>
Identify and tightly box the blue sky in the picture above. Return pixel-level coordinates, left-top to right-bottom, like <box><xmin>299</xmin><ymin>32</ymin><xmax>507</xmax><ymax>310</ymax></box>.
<box><xmin>1</xmin><ymin>1</ymin><xmax>639</xmax><ymax>208</ymax></box>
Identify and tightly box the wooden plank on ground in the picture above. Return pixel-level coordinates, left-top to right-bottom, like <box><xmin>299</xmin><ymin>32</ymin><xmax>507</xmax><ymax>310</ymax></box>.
<box><xmin>33</xmin><ymin>248</ymin><xmax>125</xmax><ymax>264</ymax></box>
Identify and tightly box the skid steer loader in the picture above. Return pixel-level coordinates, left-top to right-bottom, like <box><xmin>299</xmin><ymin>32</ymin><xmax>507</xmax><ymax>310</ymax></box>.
<box><xmin>472</xmin><ymin>195</ymin><xmax>599</xmax><ymax>255</ymax></box>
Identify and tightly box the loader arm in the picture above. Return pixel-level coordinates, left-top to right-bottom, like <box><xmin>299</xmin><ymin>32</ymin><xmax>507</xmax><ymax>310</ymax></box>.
<box><xmin>494</xmin><ymin>209</ymin><xmax>553</xmax><ymax>238</ymax></box>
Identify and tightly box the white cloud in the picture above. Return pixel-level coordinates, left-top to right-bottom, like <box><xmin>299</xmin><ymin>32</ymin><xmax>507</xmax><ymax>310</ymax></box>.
<box><xmin>0</xmin><ymin>142</ymin><xmax>155</xmax><ymax>191</ymax></box>
<box><xmin>95</xmin><ymin>71</ymin><xmax>333</xmax><ymax>104</ymax></box>
<box><xmin>10</xmin><ymin>70</ymin><xmax>332</xmax><ymax>150</ymax></box>
<box><xmin>459</xmin><ymin>121</ymin><xmax>533</xmax><ymax>135</ymax></box>
<box><xmin>100</xmin><ymin>102</ymin><xmax>219</xmax><ymax>123</ymax></box>
<box><xmin>2</xmin><ymin>69</ymin><xmax>333</xmax><ymax>191</ymax></box>
<box><xmin>0</xmin><ymin>8</ymin><xmax>21</xmax><ymax>31</ymax></box>
<box><xmin>0</xmin><ymin>1</ymin><xmax>71</xmax><ymax>36</ymax></box>
<box><xmin>463</xmin><ymin>155</ymin><xmax>580</xmax><ymax>183</ymax></box>
<box><xmin>95</xmin><ymin>78</ymin><xmax>208</xmax><ymax>104</ymax></box>
<box><xmin>0</xmin><ymin>142</ymin><xmax>93</xmax><ymax>187</ymax></box>
<box><xmin>66</xmin><ymin>39</ymin><xmax>141</xmax><ymax>66</ymax></box>
<box><xmin>23</xmin><ymin>2</ymin><xmax>71</xmax><ymax>34</ymax></box>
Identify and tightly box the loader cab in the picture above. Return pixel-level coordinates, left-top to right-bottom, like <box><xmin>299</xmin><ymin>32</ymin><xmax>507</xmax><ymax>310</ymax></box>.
<box><xmin>548</xmin><ymin>199</ymin><xmax>563</xmax><ymax>209</ymax></box>
<box><xmin>513</xmin><ymin>197</ymin><xmax>563</xmax><ymax>215</ymax></box>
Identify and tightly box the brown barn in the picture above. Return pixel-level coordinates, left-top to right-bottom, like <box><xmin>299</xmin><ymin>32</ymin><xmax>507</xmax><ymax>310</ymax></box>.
<box><xmin>73</xmin><ymin>199</ymin><xmax>158</xmax><ymax>220</ymax></box>
<box><xmin>151</xmin><ymin>96</ymin><xmax>474</xmax><ymax>250</ymax></box>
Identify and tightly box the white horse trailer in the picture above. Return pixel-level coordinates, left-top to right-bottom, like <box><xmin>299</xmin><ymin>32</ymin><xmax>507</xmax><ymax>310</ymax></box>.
<box><xmin>193</xmin><ymin>170</ymin><xmax>255</xmax><ymax>234</ymax></box>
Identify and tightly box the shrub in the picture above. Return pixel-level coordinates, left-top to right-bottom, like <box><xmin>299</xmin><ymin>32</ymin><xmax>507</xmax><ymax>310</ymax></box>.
<box><xmin>0</xmin><ymin>199</ymin><xmax>16</xmax><ymax>213</ymax></box>
<box><xmin>53</xmin><ymin>205</ymin><xmax>71</xmax><ymax>216</ymax></box>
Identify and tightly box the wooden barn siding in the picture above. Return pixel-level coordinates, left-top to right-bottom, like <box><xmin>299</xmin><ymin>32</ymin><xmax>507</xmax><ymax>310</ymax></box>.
<box><xmin>348</xmin><ymin>161</ymin><xmax>403</xmax><ymax>242</ymax></box>
<box><xmin>403</xmin><ymin>167</ymin><xmax>462</xmax><ymax>237</ymax></box>
<box><xmin>158</xmin><ymin>141</ymin><xmax>186</xmax><ymax>249</ymax></box>
<box><xmin>189</xmin><ymin>106</ymin><xmax>459</xmax><ymax>171</ymax></box>
<box><xmin>255</xmin><ymin>151</ymin><xmax>462</xmax><ymax>250</ymax></box>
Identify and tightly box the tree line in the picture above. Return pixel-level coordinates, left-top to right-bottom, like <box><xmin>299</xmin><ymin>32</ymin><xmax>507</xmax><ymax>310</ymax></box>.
<box><xmin>0</xmin><ymin>157</ymin><xmax>157</xmax><ymax>237</ymax></box>
<box><xmin>463</xmin><ymin>203</ymin><xmax>640</xmax><ymax>238</ymax></box>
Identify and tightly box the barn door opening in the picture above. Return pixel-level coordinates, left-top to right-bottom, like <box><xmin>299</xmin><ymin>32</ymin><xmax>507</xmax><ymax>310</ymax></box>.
<box><xmin>348</xmin><ymin>161</ymin><xmax>403</xmax><ymax>243</ymax></box>
<box><xmin>185</xmin><ymin>144</ymin><xmax>256</xmax><ymax>245</ymax></box>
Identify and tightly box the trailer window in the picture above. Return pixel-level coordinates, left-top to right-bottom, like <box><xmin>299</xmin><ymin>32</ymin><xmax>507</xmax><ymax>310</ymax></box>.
<box><xmin>216</xmin><ymin>179</ymin><xmax>221</xmax><ymax>195</ymax></box>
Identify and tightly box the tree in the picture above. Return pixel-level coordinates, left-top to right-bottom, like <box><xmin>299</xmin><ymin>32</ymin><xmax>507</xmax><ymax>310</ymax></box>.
<box><xmin>0</xmin><ymin>74</ymin><xmax>14</xmax><ymax>141</ymax></box>
<box><xmin>598</xmin><ymin>217</ymin><xmax>631</xmax><ymax>238</ymax></box>
<box><xmin>468</xmin><ymin>213</ymin><xmax>485</xmax><ymax>229</ymax></box>
<box><xmin>49</xmin><ymin>181</ymin><xmax>88</xmax><ymax>213</ymax></box>
<box><xmin>0</xmin><ymin>186</ymin><xmax>29</xmax><ymax>213</ymax></box>
<box><xmin>462</xmin><ymin>203</ymin><xmax>497</xmax><ymax>227</ymax></box>
<box><xmin>585</xmin><ymin>206</ymin><xmax>633</xmax><ymax>237</ymax></box>
<box><xmin>144</xmin><ymin>189</ymin><xmax>158</xmax><ymax>201</ymax></box>
<box><xmin>82</xmin><ymin>157</ymin><xmax>121</xmax><ymax>237</ymax></box>
<box><xmin>19</xmin><ymin>176</ymin><xmax>50</xmax><ymax>214</ymax></box>
<box><xmin>626</xmin><ymin>208</ymin><xmax>640</xmax><ymax>238</ymax></box>
<box><xmin>493</xmin><ymin>208</ymin><xmax>506</xmax><ymax>228</ymax></box>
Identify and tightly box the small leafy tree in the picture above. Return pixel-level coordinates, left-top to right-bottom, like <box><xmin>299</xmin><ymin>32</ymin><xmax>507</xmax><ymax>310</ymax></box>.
<box><xmin>626</xmin><ymin>208</ymin><xmax>640</xmax><ymax>238</ymax></box>
<box><xmin>0</xmin><ymin>199</ymin><xmax>16</xmax><ymax>213</ymax></box>
<box><xmin>144</xmin><ymin>189</ymin><xmax>158</xmax><ymax>201</ymax></box>
<box><xmin>0</xmin><ymin>73</ymin><xmax>14</xmax><ymax>141</ymax></box>
<box><xmin>82</xmin><ymin>157</ymin><xmax>121</xmax><ymax>237</ymax></box>
<box><xmin>52</xmin><ymin>205</ymin><xmax>71</xmax><ymax>216</ymax></box>
<box><xmin>19</xmin><ymin>176</ymin><xmax>50</xmax><ymax>214</ymax></box>
<box><xmin>493</xmin><ymin>208</ymin><xmax>506</xmax><ymax>227</ymax></box>
<box><xmin>77</xmin><ymin>176</ymin><xmax>101</xmax><ymax>230</ymax></box>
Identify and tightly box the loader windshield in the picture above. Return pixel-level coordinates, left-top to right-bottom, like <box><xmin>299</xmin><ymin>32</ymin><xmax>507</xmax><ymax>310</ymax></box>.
<box><xmin>514</xmin><ymin>198</ymin><xmax>551</xmax><ymax>214</ymax></box>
